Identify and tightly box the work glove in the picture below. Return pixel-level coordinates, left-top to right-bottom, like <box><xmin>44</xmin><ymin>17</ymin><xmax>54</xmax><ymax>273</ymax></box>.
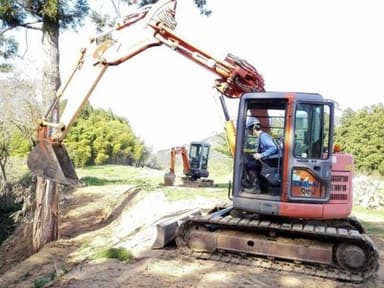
<box><xmin>253</xmin><ymin>153</ymin><xmax>262</xmax><ymax>160</ymax></box>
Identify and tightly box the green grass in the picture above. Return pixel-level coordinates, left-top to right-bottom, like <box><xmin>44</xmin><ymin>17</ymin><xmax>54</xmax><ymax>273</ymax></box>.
<box><xmin>75</xmin><ymin>164</ymin><xmax>231</xmax><ymax>206</ymax></box>
<box><xmin>5</xmin><ymin>157</ymin><xmax>29</xmax><ymax>183</ymax></box>
<box><xmin>90</xmin><ymin>247</ymin><xmax>134</xmax><ymax>261</ymax></box>
<box><xmin>353</xmin><ymin>205</ymin><xmax>384</xmax><ymax>219</ymax></box>
<box><xmin>352</xmin><ymin>205</ymin><xmax>384</xmax><ymax>236</ymax></box>
<box><xmin>77</xmin><ymin>165</ymin><xmax>142</xmax><ymax>183</ymax></box>
<box><xmin>80</xmin><ymin>176</ymin><xmax>127</xmax><ymax>186</ymax></box>
<box><xmin>77</xmin><ymin>165</ymin><xmax>163</xmax><ymax>190</ymax></box>
<box><xmin>33</xmin><ymin>272</ymin><xmax>56</xmax><ymax>288</ymax></box>
<box><xmin>352</xmin><ymin>205</ymin><xmax>384</xmax><ymax>235</ymax></box>
<box><xmin>163</xmin><ymin>186</ymin><xmax>228</xmax><ymax>202</ymax></box>
<box><xmin>361</xmin><ymin>221</ymin><xmax>384</xmax><ymax>235</ymax></box>
<box><xmin>77</xmin><ymin>164</ymin><xmax>233</xmax><ymax>194</ymax></box>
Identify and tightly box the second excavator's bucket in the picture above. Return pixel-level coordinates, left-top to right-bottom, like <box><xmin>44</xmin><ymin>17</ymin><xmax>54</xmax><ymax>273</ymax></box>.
<box><xmin>27</xmin><ymin>140</ymin><xmax>80</xmax><ymax>186</ymax></box>
<box><xmin>164</xmin><ymin>171</ymin><xmax>176</xmax><ymax>186</ymax></box>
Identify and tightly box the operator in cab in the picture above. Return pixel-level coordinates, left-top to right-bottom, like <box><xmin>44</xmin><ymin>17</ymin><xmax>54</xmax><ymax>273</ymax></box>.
<box><xmin>242</xmin><ymin>117</ymin><xmax>279</xmax><ymax>193</ymax></box>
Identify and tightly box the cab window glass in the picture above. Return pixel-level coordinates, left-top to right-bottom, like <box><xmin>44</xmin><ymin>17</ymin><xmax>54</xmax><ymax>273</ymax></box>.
<box><xmin>294</xmin><ymin>103</ymin><xmax>331</xmax><ymax>159</ymax></box>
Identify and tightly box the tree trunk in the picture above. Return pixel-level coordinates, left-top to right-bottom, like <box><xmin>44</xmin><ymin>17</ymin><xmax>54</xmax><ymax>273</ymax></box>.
<box><xmin>32</xmin><ymin>14</ymin><xmax>61</xmax><ymax>252</ymax></box>
<box><xmin>0</xmin><ymin>160</ymin><xmax>7</xmax><ymax>184</ymax></box>
<box><xmin>32</xmin><ymin>177</ymin><xmax>59</xmax><ymax>250</ymax></box>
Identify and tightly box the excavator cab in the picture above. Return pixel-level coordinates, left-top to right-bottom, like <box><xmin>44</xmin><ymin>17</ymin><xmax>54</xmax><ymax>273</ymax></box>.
<box><xmin>187</xmin><ymin>141</ymin><xmax>210</xmax><ymax>180</ymax></box>
<box><xmin>232</xmin><ymin>92</ymin><xmax>339</xmax><ymax>218</ymax></box>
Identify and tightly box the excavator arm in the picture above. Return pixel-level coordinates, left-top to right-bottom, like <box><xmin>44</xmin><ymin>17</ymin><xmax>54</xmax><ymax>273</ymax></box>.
<box><xmin>27</xmin><ymin>0</ymin><xmax>265</xmax><ymax>185</ymax></box>
<box><xmin>169</xmin><ymin>147</ymin><xmax>191</xmax><ymax>176</ymax></box>
<box><xmin>164</xmin><ymin>146</ymin><xmax>190</xmax><ymax>186</ymax></box>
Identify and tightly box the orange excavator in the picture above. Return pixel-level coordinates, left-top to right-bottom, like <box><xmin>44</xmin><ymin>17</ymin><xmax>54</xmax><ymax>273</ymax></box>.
<box><xmin>164</xmin><ymin>141</ymin><xmax>213</xmax><ymax>187</ymax></box>
<box><xmin>27</xmin><ymin>0</ymin><xmax>378</xmax><ymax>282</ymax></box>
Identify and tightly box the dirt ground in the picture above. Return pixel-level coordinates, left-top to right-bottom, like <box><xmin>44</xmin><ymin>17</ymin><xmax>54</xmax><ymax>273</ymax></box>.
<box><xmin>0</xmin><ymin>183</ymin><xmax>383</xmax><ymax>288</ymax></box>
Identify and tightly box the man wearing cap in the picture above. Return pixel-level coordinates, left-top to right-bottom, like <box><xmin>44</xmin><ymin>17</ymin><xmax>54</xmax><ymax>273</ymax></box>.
<box><xmin>243</xmin><ymin>117</ymin><xmax>279</xmax><ymax>193</ymax></box>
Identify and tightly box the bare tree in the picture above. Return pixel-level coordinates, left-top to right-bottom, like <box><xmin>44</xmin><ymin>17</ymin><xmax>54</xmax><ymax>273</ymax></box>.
<box><xmin>0</xmin><ymin>75</ymin><xmax>41</xmax><ymax>186</ymax></box>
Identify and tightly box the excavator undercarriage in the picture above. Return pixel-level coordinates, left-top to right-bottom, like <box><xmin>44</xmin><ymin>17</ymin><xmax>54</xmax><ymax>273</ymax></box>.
<box><xmin>154</xmin><ymin>206</ymin><xmax>379</xmax><ymax>283</ymax></box>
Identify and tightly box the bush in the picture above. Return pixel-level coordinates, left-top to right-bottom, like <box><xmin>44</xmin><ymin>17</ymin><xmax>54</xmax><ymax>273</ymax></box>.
<box><xmin>91</xmin><ymin>247</ymin><xmax>134</xmax><ymax>261</ymax></box>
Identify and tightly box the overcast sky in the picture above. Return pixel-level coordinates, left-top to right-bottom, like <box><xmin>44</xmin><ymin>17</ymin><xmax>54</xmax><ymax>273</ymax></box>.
<box><xmin>13</xmin><ymin>0</ymin><xmax>384</xmax><ymax>151</ymax></box>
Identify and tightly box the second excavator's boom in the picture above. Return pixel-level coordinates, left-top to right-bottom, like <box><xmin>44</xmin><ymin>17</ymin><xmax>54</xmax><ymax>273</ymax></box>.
<box><xmin>28</xmin><ymin>0</ymin><xmax>265</xmax><ymax>185</ymax></box>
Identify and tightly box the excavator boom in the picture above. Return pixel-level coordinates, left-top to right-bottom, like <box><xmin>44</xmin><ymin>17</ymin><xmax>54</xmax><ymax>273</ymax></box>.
<box><xmin>28</xmin><ymin>0</ymin><xmax>177</xmax><ymax>185</ymax></box>
<box><xmin>28</xmin><ymin>0</ymin><xmax>264</xmax><ymax>185</ymax></box>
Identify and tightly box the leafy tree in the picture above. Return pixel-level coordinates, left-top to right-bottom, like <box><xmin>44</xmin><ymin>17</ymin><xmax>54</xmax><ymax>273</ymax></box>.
<box><xmin>0</xmin><ymin>120</ymin><xmax>10</xmax><ymax>184</ymax></box>
<box><xmin>138</xmin><ymin>0</ymin><xmax>211</xmax><ymax>15</ymax></box>
<box><xmin>335</xmin><ymin>104</ymin><xmax>384</xmax><ymax>175</ymax></box>
<box><xmin>66</xmin><ymin>106</ymin><xmax>146</xmax><ymax>167</ymax></box>
<box><xmin>90</xmin><ymin>0</ymin><xmax>211</xmax><ymax>34</ymax></box>
<box><xmin>136</xmin><ymin>143</ymin><xmax>150</xmax><ymax>167</ymax></box>
<box><xmin>0</xmin><ymin>126</ymin><xmax>30</xmax><ymax>184</ymax></box>
<box><xmin>0</xmin><ymin>34</ymin><xmax>17</xmax><ymax>72</ymax></box>
<box><xmin>0</xmin><ymin>75</ymin><xmax>40</xmax><ymax>185</ymax></box>
<box><xmin>214</xmin><ymin>132</ymin><xmax>232</xmax><ymax>157</ymax></box>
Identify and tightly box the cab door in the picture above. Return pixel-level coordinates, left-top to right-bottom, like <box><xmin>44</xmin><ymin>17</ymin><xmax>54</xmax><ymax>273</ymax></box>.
<box><xmin>287</xmin><ymin>101</ymin><xmax>334</xmax><ymax>203</ymax></box>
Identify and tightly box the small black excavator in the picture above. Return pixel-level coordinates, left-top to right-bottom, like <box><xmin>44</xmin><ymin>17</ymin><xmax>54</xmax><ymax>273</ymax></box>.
<box><xmin>164</xmin><ymin>141</ymin><xmax>213</xmax><ymax>187</ymax></box>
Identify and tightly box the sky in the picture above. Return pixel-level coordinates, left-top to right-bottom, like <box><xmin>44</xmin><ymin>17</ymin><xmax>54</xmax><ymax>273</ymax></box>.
<box><xmin>12</xmin><ymin>0</ymin><xmax>384</xmax><ymax>152</ymax></box>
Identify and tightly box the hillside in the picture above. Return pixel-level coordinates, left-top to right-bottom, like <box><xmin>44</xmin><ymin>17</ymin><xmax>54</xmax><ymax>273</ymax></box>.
<box><xmin>0</xmin><ymin>165</ymin><xmax>383</xmax><ymax>288</ymax></box>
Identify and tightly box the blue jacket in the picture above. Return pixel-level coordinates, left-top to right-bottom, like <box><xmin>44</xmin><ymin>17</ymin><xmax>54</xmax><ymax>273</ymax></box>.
<box><xmin>258</xmin><ymin>132</ymin><xmax>278</xmax><ymax>159</ymax></box>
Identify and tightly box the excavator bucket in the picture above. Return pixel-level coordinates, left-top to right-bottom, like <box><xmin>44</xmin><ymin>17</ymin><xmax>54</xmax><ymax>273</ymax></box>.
<box><xmin>164</xmin><ymin>171</ymin><xmax>176</xmax><ymax>186</ymax></box>
<box><xmin>27</xmin><ymin>140</ymin><xmax>80</xmax><ymax>186</ymax></box>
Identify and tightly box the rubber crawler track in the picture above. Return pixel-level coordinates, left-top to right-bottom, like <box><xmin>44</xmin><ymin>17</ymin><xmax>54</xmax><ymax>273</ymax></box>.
<box><xmin>175</xmin><ymin>213</ymin><xmax>380</xmax><ymax>283</ymax></box>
